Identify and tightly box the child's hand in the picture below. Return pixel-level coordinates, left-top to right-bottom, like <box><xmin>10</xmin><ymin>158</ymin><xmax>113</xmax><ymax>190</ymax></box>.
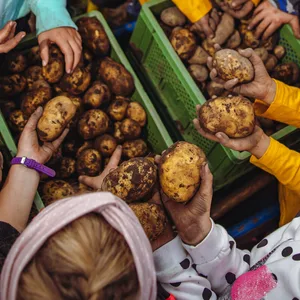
<box><xmin>78</xmin><ymin>146</ymin><xmax>122</xmax><ymax>189</ymax></box>
<box><xmin>217</xmin><ymin>0</ymin><xmax>253</xmax><ymax>19</ymax></box>
<box><xmin>38</xmin><ymin>27</ymin><xmax>82</xmax><ymax>74</ymax></box>
<box><xmin>0</xmin><ymin>21</ymin><xmax>26</xmax><ymax>53</ymax></box>
<box><xmin>249</xmin><ymin>1</ymin><xmax>300</xmax><ymax>40</ymax></box>
<box><xmin>208</xmin><ymin>47</ymin><xmax>276</xmax><ymax>104</ymax></box>
<box><xmin>17</xmin><ymin>107</ymin><xmax>69</xmax><ymax>165</ymax></box>
<box><xmin>191</xmin><ymin>9</ymin><xmax>220</xmax><ymax>39</ymax></box>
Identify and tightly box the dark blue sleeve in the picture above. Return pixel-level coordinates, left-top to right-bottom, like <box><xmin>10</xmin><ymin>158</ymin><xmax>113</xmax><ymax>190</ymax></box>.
<box><xmin>272</xmin><ymin>0</ymin><xmax>300</xmax><ymax>15</ymax></box>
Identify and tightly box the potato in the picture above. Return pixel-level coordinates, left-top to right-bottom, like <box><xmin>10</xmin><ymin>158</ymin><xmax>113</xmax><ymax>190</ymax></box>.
<box><xmin>94</xmin><ymin>134</ymin><xmax>117</xmax><ymax>157</ymax></box>
<box><xmin>113</xmin><ymin>121</ymin><xmax>125</xmax><ymax>143</ymax></box>
<box><xmin>129</xmin><ymin>203</ymin><xmax>166</xmax><ymax>241</ymax></box>
<box><xmin>188</xmin><ymin>65</ymin><xmax>208</xmax><ymax>84</ymax></box>
<box><xmin>98</xmin><ymin>57</ymin><xmax>134</xmax><ymax>96</ymax></box>
<box><xmin>76</xmin><ymin>17</ymin><xmax>110</xmax><ymax>56</ymax></box>
<box><xmin>76</xmin><ymin>182</ymin><xmax>93</xmax><ymax>194</ymax></box>
<box><xmin>160</xmin><ymin>7</ymin><xmax>186</xmax><ymax>27</ymax></box>
<box><xmin>5</xmin><ymin>52</ymin><xmax>27</xmax><ymax>73</ymax></box>
<box><xmin>188</xmin><ymin>46</ymin><xmax>209</xmax><ymax>65</ymax></box>
<box><xmin>207</xmin><ymin>81</ymin><xmax>224</xmax><ymax>98</ymax></box>
<box><xmin>273</xmin><ymin>45</ymin><xmax>286</xmax><ymax>60</ymax></box>
<box><xmin>272</xmin><ymin>62</ymin><xmax>299</xmax><ymax>85</ymax></box>
<box><xmin>76</xmin><ymin>141</ymin><xmax>94</xmax><ymax>157</ymax></box>
<box><xmin>213</xmin><ymin>49</ymin><xmax>254</xmax><ymax>83</ymax></box>
<box><xmin>42</xmin><ymin>58</ymin><xmax>64</xmax><ymax>84</ymax></box>
<box><xmin>243</xmin><ymin>30</ymin><xmax>260</xmax><ymax>48</ymax></box>
<box><xmin>27</xmin><ymin>45</ymin><xmax>41</xmax><ymax>65</ymax></box>
<box><xmin>126</xmin><ymin>102</ymin><xmax>147</xmax><ymax>127</ymax></box>
<box><xmin>0</xmin><ymin>74</ymin><xmax>26</xmax><ymax>96</ymax></box>
<box><xmin>9</xmin><ymin>110</ymin><xmax>27</xmax><ymax>133</ymax></box>
<box><xmin>122</xmin><ymin>139</ymin><xmax>148</xmax><ymax>158</ymax></box>
<box><xmin>198</xmin><ymin>96</ymin><xmax>255</xmax><ymax>138</ymax></box>
<box><xmin>25</xmin><ymin>66</ymin><xmax>44</xmax><ymax>90</ymax></box>
<box><xmin>102</xmin><ymin>157</ymin><xmax>157</xmax><ymax>203</ymax></box>
<box><xmin>83</xmin><ymin>81</ymin><xmax>111</xmax><ymax>108</ymax></box>
<box><xmin>202</xmin><ymin>39</ymin><xmax>216</xmax><ymax>57</ymax></box>
<box><xmin>170</xmin><ymin>29</ymin><xmax>196</xmax><ymax>60</ymax></box>
<box><xmin>78</xmin><ymin>109</ymin><xmax>109</xmax><ymax>139</ymax></box>
<box><xmin>1</xmin><ymin>101</ymin><xmax>16</xmax><ymax>118</ymax></box>
<box><xmin>77</xmin><ymin>149</ymin><xmax>102</xmax><ymax>176</ymax></box>
<box><xmin>159</xmin><ymin>21</ymin><xmax>173</xmax><ymax>38</ymax></box>
<box><xmin>265</xmin><ymin>54</ymin><xmax>278</xmax><ymax>72</ymax></box>
<box><xmin>37</xmin><ymin>96</ymin><xmax>76</xmax><ymax>142</ymax></box>
<box><xmin>159</xmin><ymin>141</ymin><xmax>206</xmax><ymax>203</ymax></box>
<box><xmin>107</xmin><ymin>98</ymin><xmax>129</xmax><ymax>121</ymax></box>
<box><xmin>21</xmin><ymin>80</ymin><xmax>52</xmax><ymax>117</ymax></box>
<box><xmin>49</xmin><ymin>45</ymin><xmax>64</xmax><ymax>61</ymax></box>
<box><xmin>208</xmin><ymin>13</ymin><xmax>234</xmax><ymax>46</ymax></box>
<box><xmin>60</xmin><ymin>66</ymin><xmax>91</xmax><ymax>95</ymax></box>
<box><xmin>260</xmin><ymin>34</ymin><xmax>278</xmax><ymax>51</ymax></box>
<box><xmin>63</xmin><ymin>140</ymin><xmax>79</xmax><ymax>156</ymax></box>
<box><xmin>121</xmin><ymin>118</ymin><xmax>142</xmax><ymax>140</ymax></box>
<box><xmin>57</xmin><ymin>157</ymin><xmax>76</xmax><ymax>178</ymax></box>
<box><xmin>42</xmin><ymin>180</ymin><xmax>75</xmax><ymax>202</ymax></box>
<box><xmin>82</xmin><ymin>48</ymin><xmax>94</xmax><ymax>65</ymax></box>
<box><xmin>225</xmin><ymin>30</ymin><xmax>241</xmax><ymax>49</ymax></box>
<box><xmin>254</xmin><ymin>48</ymin><xmax>268</xmax><ymax>63</ymax></box>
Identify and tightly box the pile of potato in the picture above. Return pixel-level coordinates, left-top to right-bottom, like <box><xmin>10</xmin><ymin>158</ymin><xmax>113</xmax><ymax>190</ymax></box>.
<box><xmin>0</xmin><ymin>17</ymin><xmax>152</xmax><ymax>206</ymax></box>
<box><xmin>159</xmin><ymin>6</ymin><xmax>300</xmax><ymax>136</ymax></box>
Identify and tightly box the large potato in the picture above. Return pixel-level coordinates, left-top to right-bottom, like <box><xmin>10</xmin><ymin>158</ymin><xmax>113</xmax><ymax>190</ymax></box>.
<box><xmin>42</xmin><ymin>180</ymin><xmax>75</xmax><ymax>202</ymax></box>
<box><xmin>25</xmin><ymin>66</ymin><xmax>44</xmax><ymax>90</ymax></box>
<box><xmin>160</xmin><ymin>7</ymin><xmax>186</xmax><ymax>27</ymax></box>
<box><xmin>159</xmin><ymin>141</ymin><xmax>206</xmax><ymax>203</ymax></box>
<box><xmin>57</xmin><ymin>157</ymin><xmax>76</xmax><ymax>179</ymax></box>
<box><xmin>121</xmin><ymin>118</ymin><xmax>142</xmax><ymax>140</ymax></box>
<box><xmin>188</xmin><ymin>46</ymin><xmax>209</xmax><ymax>65</ymax></box>
<box><xmin>37</xmin><ymin>96</ymin><xmax>76</xmax><ymax>142</ymax></box>
<box><xmin>0</xmin><ymin>74</ymin><xmax>26</xmax><ymax>96</ymax></box>
<box><xmin>78</xmin><ymin>109</ymin><xmax>109</xmax><ymax>139</ymax></box>
<box><xmin>83</xmin><ymin>81</ymin><xmax>111</xmax><ymax>108</ymax></box>
<box><xmin>21</xmin><ymin>80</ymin><xmax>52</xmax><ymax>117</ymax></box>
<box><xmin>272</xmin><ymin>62</ymin><xmax>299</xmax><ymax>85</ymax></box>
<box><xmin>129</xmin><ymin>203</ymin><xmax>167</xmax><ymax>241</ymax></box>
<box><xmin>98</xmin><ymin>57</ymin><xmax>134</xmax><ymax>96</ymax></box>
<box><xmin>122</xmin><ymin>139</ymin><xmax>148</xmax><ymax>159</ymax></box>
<box><xmin>126</xmin><ymin>102</ymin><xmax>147</xmax><ymax>127</ymax></box>
<box><xmin>107</xmin><ymin>98</ymin><xmax>129</xmax><ymax>121</ymax></box>
<box><xmin>42</xmin><ymin>58</ymin><xmax>64</xmax><ymax>84</ymax></box>
<box><xmin>60</xmin><ymin>66</ymin><xmax>91</xmax><ymax>95</ymax></box>
<box><xmin>5</xmin><ymin>52</ymin><xmax>27</xmax><ymax>73</ymax></box>
<box><xmin>213</xmin><ymin>49</ymin><xmax>254</xmax><ymax>83</ymax></box>
<box><xmin>9</xmin><ymin>110</ymin><xmax>27</xmax><ymax>133</ymax></box>
<box><xmin>76</xmin><ymin>17</ymin><xmax>110</xmax><ymax>56</ymax></box>
<box><xmin>102</xmin><ymin>158</ymin><xmax>157</xmax><ymax>203</ymax></box>
<box><xmin>76</xmin><ymin>149</ymin><xmax>102</xmax><ymax>176</ymax></box>
<box><xmin>170</xmin><ymin>28</ymin><xmax>196</xmax><ymax>60</ymax></box>
<box><xmin>198</xmin><ymin>96</ymin><xmax>255</xmax><ymax>138</ymax></box>
<box><xmin>94</xmin><ymin>134</ymin><xmax>117</xmax><ymax>157</ymax></box>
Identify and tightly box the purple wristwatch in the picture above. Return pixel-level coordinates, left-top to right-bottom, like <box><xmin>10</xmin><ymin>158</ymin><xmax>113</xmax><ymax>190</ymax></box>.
<box><xmin>11</xmin><ymin>157</ymin><xmax>56</xmax><ymax>177</ymax></box>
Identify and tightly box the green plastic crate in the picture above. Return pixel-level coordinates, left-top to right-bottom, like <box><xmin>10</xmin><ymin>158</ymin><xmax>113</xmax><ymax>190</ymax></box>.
<box><xmin>0</xmin><ymin>10</ymin><xmax>173</xmax><ymax>209</ymax></box>
<box><xmin>129</xmin><ymin>0</ymin><xmax>300</xmax><ymax>190</ymax></box>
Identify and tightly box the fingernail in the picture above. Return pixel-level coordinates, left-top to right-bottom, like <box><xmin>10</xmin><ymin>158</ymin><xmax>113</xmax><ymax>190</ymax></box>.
<box><xmin>21</xmin><ymin>33</ymin><xmax>26</xmax><ymax>39</ymax></box>
<box><xmin>9</xmin><ymin>21</ymin><xmax>14</xmax><ymax>27</ymax></box>
<box><xmin>67</xmin><ymin>69</ymin><xmax>71</xmax><ymax>74</ymax></box>
<box><xmin>42</xmin><ymin>60</ymin><xmax>47</xmax><ymax>67</ymax></box>
<box><xmin>247</xmin><ymin>26</ymin><xmax>251</xmax><ymax>30</ymax></box>
<box><xmin>117</xmin><ymin>145</ymin><xmax>122</xmax><ymax>150</ymax></box>
<box><xmin>205</xmin><ymin>163</ymin><xmax>209</xmax><ymax>173</ymax></box>
<box><xmin>209</xmin><ymin>34</ymin><xmax>214</xmax><ymax>38</ymax></box>
<box><xmin>78</xmin><ymin>176</ymin><xmax>83</xmax><ymax>181</ymax></box>
<box><xmin>37</xmin><ymin>106</ymin><xmax>42</xmax><ymax>113</ymax></box>
<box><xmin>216</xmin><ymin>133</ymin><xmax>223</xmax><ymax>139</ymax></box>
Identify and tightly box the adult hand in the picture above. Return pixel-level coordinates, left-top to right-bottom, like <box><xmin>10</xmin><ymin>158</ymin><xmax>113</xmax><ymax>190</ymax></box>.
<box><xmin>157</xmin><ymin>160</ymin><xmax>213</xmax><ymax>246</ymax></box>
<box><xmin>17</xmin><ymin>107</ymin><xmax>69</xmax><ymax>164</ymax></box>
<box><xmin>217</xmin><ymin>0</ymin><xmax>253</xmax><ymax>19</ymax></box>
<box><xmin>0</xmin><ymin>21</ymin><xmax>26</xmax><ymax>53</ymax></box>
<box><xmin>191</xmin><ymin>9</ymin><xmax>220</xmax><ymax>39</ymax></box>
<box><xmin>78</xmin><ymin>146</ymin><xmax>122</xmax><ymax>189</ymax></box>
<box><xmin>38</xmin><ymin>27</ymin><xmax>82</xmax><ymax>74</ymax></box>
<box><xmin>208</xmin><ymin>47</ymin><xmax>276</xmax><ymax>104</ymax></box>
<box><xmin>193</xmin><ymin>105</ymin><xmax>270</xmax><ymax>158</ymax></box>
<box><xmin>249</xmin><ymin>1</ymin><xmax>300</xmax><ymax>40</ymax></box>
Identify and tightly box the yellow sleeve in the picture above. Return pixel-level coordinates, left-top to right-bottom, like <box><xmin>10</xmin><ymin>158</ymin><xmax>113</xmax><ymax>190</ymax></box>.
<box><xmin>87</xmin><ymin>0</ymin><xmax>98</xmax><ymax>12</ymax></box>
<box><xmin>172</xmin><ymin>0</ymin><xmax>212</xmax><ymax>23</ymax></box>
<box><xmin>250</xmin><ymin>138</ymin><xmax>300</xmax><ymax>192</ymax></box>
<box><xmin>251</xmin><ymin>0</ymin><xmax>261</xmax><ymax>6</ymax></box>
<box><xmin>253</xmin><ymin>79</ymin><xmax>300</xmax><ymax>127</ymax></box>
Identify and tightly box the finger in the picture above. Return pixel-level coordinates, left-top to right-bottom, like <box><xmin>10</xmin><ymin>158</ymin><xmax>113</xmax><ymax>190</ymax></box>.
<box><xmin>232</xmin><ymin>1</ymin><xmax>253</xmax><ymax>19</ymax></box>
<box><xmin>210</xmin><ymin>8</ymin><xmax>220</xmax><ymax>25</ymax></box>
<box><xmin>196</xmin><ymin>104</ymin><xmax>201</xmax><ymax>115</ymax></box>
<box><xmin>57</xmin><ymin>40</ymin><xmax>74</xmax><ymax>74</ymax></box>
<box><xmin>248</xmin><ymin>11</ymin><xmax>265</xmax><ymax>30</ymax></box>
<box><xmin>290</xmin><ymin>17</ymin><xmax>300</xmax><ymax>39</ymax></box>
<box><xmin>78</xmin><ymin>175</ymin><xmax>99</xmax><ymax>190</ymax></box>
<box><xmin>39</xmin><ymin>39</ymin><xmax>49</xmax><ymax>67</ymax></box>
<box><xmin>209</xmin><ymin>18</ymin><xmax>216</xmax><ymax>31</ymax></box>
<box><xmin>214</xmin><ymin>44</ymin><xmax>222</xmax><ymax>51</ymax></box>
<box><xmin>23</xmin><ymin>107</ymin><xmax>43</xmax><ymax>132</ymax></box>
<box><xmin>254</xmin><ymin>19</ymin><xmax>271</xmax><ymax>39</ymax></box>
<box><xmin>253</xmin><ymin>2</ymin><xmax>266</xmax><ymax>16</ymax></box>
<box><xmin>7</xmin><ymin>23</ymin><xmax>17</xmax><ymax>41</ymax></box>
<box><xmin>105</xmin><ymin>145</ymin><xmax>122</xmax><ymax>170</ymax></box>
<box><xmin>0</xmin><ymin>21</ymin><xmax>15</xmax><ymax>43</ymax></box>
<box><xmin>68</xmin><ymin>39</ymin><xmax>82</xmax><ymax>71</ymax></box>
<box><xmin>231</xmin><ymin>0</ymin><xmax>248</xmax><ymax>8</ymax></box>
<box><xmin>193</xmin><ymin>119</ymin><xmax>220</xmax><ymax>142</ymax></box>
<box><xmin>155</xmin><ymin>155</ymin><xmax>161</xmax><ymax>164</ymax></box>
<box><xmin>51</xmin><ymin>128</ymin><xmax>69</xmax><ymax>150</ymax></box>
<box><xmin>201</xmin><ymin>20</ymin><xmax>214</xmax><ymax>38</ymax></box>
<box><xmin>0</xmin><ymin>31</ymin><xmax>26</xmax><ymax>53</ymax></box>
<box><xmin>262</xmin><ymin>23</ymin><xmax>278</xmax><ymax>40</ymax></box>
<box><xmin>224</xmin><ymin>78</ymin><xmax>239</xmax><ymax>90</ymax></box>
<box><xmin>207</xmin><ymin>57</ymin><xmax>213</xmax><ymax>70</ymax></box>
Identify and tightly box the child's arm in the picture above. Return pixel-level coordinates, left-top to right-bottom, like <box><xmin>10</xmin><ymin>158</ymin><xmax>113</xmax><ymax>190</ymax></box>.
<box><xmin>0</xmin><ymin>107</ymin><xmax>68</xmax><ymax>232</ymax></box>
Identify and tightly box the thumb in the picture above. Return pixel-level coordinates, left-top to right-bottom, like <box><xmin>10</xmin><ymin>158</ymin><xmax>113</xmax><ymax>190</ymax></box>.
<box><xmin>290</xmin><ymin>17</ymin><xmax>300</xmax><ymax>39</ymax></box>
<box><xmin>216</xmin><ymin>132</ymin><xmax>230</xmax><ymax>145</ymax></box>
<box><xmin>238</xmin><ymin>48</ymin><xmax>263</xmax><ymax>67</ymax></box>
<box><xmin>39</xmin><ymin>39</ymin><xmax>50</xmax><ymax>67</ymax></box>
<box><xmin>78</xmin><ymin>175</ymin><xmax>99</xmax><ymax>190</ymax></box>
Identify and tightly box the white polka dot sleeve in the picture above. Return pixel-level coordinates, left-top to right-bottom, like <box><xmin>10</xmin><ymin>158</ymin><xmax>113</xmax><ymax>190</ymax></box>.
<box><xmin>153</xmin><ymin>236</ymin><xmax>217</xmax><ymax>300</ymax></box>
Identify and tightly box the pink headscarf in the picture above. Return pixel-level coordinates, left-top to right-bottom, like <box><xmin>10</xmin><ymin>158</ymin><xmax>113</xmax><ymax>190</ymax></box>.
<box><xmin>0</xmin><ymin>192</ymin><xmax>157</xmax><ymax>300</ymax></box>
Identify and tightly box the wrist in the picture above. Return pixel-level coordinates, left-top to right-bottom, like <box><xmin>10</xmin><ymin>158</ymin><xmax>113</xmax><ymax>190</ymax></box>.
<box><xmin>262</xmin><ymin>79</ymin><xmax>276</xmax><ymax>105</ymax></box>
<box><xmin>16</xmin><ymin>152</ymin><xmax>43</xmax><ymax>164</ymax></box>
<box><xmin>249</xmin><ymin>133</ymin><xmax>270</xmax><ymax>159</ymax></box>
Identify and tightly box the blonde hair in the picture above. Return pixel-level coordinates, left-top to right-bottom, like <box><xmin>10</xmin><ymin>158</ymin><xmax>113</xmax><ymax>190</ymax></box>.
<box><xmin>17</xmin><ymin>213</ymin><xmax>139</xmax><ymax>300</ymax></box>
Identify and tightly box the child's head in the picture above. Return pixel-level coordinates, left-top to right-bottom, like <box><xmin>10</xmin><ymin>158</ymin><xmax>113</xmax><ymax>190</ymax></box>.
<box><xmin>1</xmin><ymin>193</ymin><xmax>157</xmax><ymax>300</ymax></box>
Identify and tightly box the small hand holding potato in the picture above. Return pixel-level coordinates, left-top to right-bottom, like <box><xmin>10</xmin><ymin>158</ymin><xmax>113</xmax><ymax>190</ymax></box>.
<box><xmin>76</xmin><ymin>149</ymin><xmax>102</xmax><ymax>176</ymax></box>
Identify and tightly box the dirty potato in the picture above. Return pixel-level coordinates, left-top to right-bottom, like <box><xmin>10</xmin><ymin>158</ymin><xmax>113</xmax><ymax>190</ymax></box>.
<box><xmin>113</xmin><ymin>121</ymin><xmax>125</xmax><ymax>143</ymax></box>
<box><xmin>129</xmin><ymin>203</ymin><xmax>167</xmax><ymax>241</ymax></box>
<box><xmin>9</xmin><ymin>110</ymin><xmax>27</xmax><ymax>133</ymax></box>
<box><xmin>102</xmin><ymin>157</ymin><xmax>157</xmax><ymax>202</ymax></box>
<box><xmin>76</xmin><ymin>141</ymin><xmax>94</xmax><ymax>157</ymax></box>
<box><xmin>160</xmin><ymin>7</ymin><xmax>186</xmax><ymax>27</ymax></box>
<box><xmin>57</xmin><ymin>157</ymin><xmax>76</xmax><ymax>178</ymax></box>
<box><xmin>42</xmin><ymin>180</ymin><xmax>75</xmax><ymax>202</ymax></box>
<box><xmin>78</xmin><ymin>109</ymin><xmax>109</xmax><ymax>139</ymax></box>
<box><xmin>254</xmin><ymin>48</ymin><xmax>268</xmax><ymax>63</ymax></box>
<box><xmin>5</xmin><ymin>52</ymin><xmax>27</xmax><ymax>73</ymax></box>
<box><xmin>27</xmin><ymin>45</ymin><xmax>41</xmax><ymax>65</ymax></box>
<box><xmin>188</xmin><ymin>46</ymin><xmax>209</xmax><ymax>65</ymax></box>
<box><xmin>213</xmin><ymin>49</ymin><xmax>254</xmax><ymax>83</ymax></box>
<box><xmin>198</xmin><ymin>96</ymin><xmax>255</xmax><ymax>138</ymax></box>
<box><xmin>126</xmin><ymin>102</ymin><xmax>147</xmax><ymax>127</ymax></box>
<box><xmin>25</xmin><ymin>66</ymin><xmax>44</xmax><ymax>90</ymax></box>
<box><xmin>159</xmin><ymin>141</ymin><xmax>206</xmax><ymax>202</ymax></box>
<box><xmin>94</xmin><ymin>134</ymin><xmax>117</xmax><ymax>157</ymax></box>
<box><xmin>83</xmin><ymin>81</ymin><xmax>111</xmax><ymax>108</ymax></box>
<box><xmin>37</xmin><ymin>96</ymin><xmax>76</xmax><ymax>142</ymax></box>
<box><xmin>76</xmin><ymin>149</ymin><xmax>102</xmax><ymax>176</ymax></box>
<box><xmin>272</xmin><ymin>62</ymin><xmax>299</xmax><ymax>85</ymax></box>
<box><xmin>0</xmin><ymin>74</ymin><xmax>26</xmax><ymax>96</ymax></box>
<box><xmin>188</xmin><ymin>65</ymin><xmax>208</xmax><ymax>84</ymax></box>
<box><xmin>207</xmin><ymin>81</ymin><xmax>225</xmax><ymax>98</ymax></box>
<box><xmin>107</xmin><ymin>98</ymin><xmax>129</xmax><ymax>121</ymax></box>
<box><xmin>122</xmin><ymin>139</ymin><xmax>148</xmax><ymax>158</ymax></box>
<box><xmin>121</xmin><ymin>118</ymin><xmax>142</xmax><ymax>140</ymax></box>
<box><xmin>42</xmin><ymin>58</ymin><xmax>64</xmax><ymax>84</ymax></box>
